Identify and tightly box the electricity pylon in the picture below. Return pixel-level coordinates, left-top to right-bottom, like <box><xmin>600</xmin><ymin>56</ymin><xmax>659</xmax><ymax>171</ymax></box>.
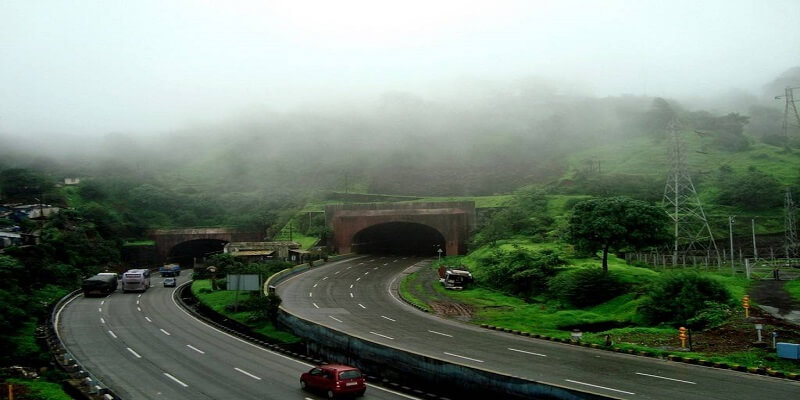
<box><xmin>786</xmin><ymin>188</ymin><xmax>799</xmax><ymax>257</ymax></box>
<box><xmin>776</xmin><ymin>87</ymin><xmax>800</xmax><ymax>137</ymax></box>
<box><xmin>662</xmin><ymin>116</ymin><xmax>720</xmax><ymax>264</ymax></box>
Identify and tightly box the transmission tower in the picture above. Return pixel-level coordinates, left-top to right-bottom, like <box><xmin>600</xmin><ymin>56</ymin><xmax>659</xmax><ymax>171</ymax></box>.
<box><xmin>785</xmin><ymin>188</ymin><xmax>799</xmax><ymax>257</ymax></box>
<box><xmin>776</xmin><ymin>87</ymin><xmax>800</xmax><ymax>137</ymax></box>
<box><xmin>662</xmin><ymin>116</ymin><xmax>721</xmax><ymax>263</ymax></box>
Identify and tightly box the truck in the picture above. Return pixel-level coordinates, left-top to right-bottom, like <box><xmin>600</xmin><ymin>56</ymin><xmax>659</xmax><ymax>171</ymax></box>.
<box><xmin>82</xmin><ymin>273</ymin><xmax>118</xmax><ymax>297</ymax></box>
<box><xmin>438</xmin><ymin>266</ymin><xmax>473</xmax><ymax>290</ymax></box>
<box><xmin>159</xmin><ymin>263</ymin><xmax>181</xmax><ymax>277</ymax></box>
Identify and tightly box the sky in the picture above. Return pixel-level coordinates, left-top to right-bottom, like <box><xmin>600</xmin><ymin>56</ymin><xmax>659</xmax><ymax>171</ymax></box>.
<box><xmin>1</xmin><ymin>0</ymin><xmax>799</xmax><ymax>137</ymax></box>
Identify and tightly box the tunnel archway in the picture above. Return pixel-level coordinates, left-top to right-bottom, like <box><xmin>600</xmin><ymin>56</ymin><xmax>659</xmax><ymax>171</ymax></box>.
<box><xmin>167</xmin><ymin>239</ymin><xmax>227</xmax><ymax>268</ymax></box>
<box><xmin>351</xmin><ymin>222</ymin><xmax>446</xmax><ymax>255</ymax></box>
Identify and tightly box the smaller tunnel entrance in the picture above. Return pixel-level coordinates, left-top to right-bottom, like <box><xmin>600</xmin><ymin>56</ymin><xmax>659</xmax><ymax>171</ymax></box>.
<box><xmin>167</xmin><ymin>239</ymin><xmax>227</xmax><ymax>268</ymax></box>
<box><xmin>351</xmin><ymin>222</ymin><xmax>445</xmax><ymax>256</ymax></box>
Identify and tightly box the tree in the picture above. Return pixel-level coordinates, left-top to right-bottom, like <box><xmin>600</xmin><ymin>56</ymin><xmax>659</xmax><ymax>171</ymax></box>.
<box><xmin>565</xmin><ymin>196</ymin><xmax>670</xmax><ymax>273</ymax></box>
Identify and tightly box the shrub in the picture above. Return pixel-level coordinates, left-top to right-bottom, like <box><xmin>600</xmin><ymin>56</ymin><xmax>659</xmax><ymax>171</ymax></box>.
<box><xmin>483</xmin><ymin>247</ymin><xmax>566</xmax><ymax>298</ymax></box>
<box><xmin>548</xmin><ymin>267</ymin><xmax>627</xmax><ymax>308</ymax></box>
<box><xmin>638</xmin><ymin>272</ymin><xmax>733</xmax><ymax>328</ymax></box>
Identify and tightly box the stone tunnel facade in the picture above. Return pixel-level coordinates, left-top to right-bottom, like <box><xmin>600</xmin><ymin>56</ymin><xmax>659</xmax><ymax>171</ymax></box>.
<box><xmin>325</xmin><ymin>201</ymin><xmax>476</xmax><ymax>256</ymax></box>
<box><xmin>151</xmin><ymin>228</ymin><xmax>262</xmax><ymax>263</ymax></box>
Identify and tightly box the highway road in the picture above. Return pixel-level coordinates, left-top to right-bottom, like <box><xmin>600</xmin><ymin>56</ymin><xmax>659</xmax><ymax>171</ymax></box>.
<box><xmin>277</xmin><ymin>256</ymin><xmax>800</xmax><ymax>400</ymax></box>
<box><xmin>57</xmin><ymin>271</ymin><xmax>417</xmax><ymax>400</ymax></box>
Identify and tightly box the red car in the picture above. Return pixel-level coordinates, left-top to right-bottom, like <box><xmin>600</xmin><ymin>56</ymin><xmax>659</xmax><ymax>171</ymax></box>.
<box><xmin>300</xmin><ymin>364</ymin><xmax>366</xmax><ymax>398</ymax></box>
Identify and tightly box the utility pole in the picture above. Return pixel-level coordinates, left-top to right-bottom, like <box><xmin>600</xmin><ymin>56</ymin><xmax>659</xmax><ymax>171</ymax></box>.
<box><xmin>751</xmin><ymin>219</ymin><xmax>758</xmax><ymax>260</ymax></box>
<box><xmin>729</xmin><ymin>216</ymin><xmax>735</xmax><ymax>275</ymax></box>
<box><xmin>662</xmin><ymin>110</ymin><xmax>720</xmax><ymax>265</ymax></box>
<box><xmin>786</xmin><ymin>188</ymin><xmax>799</xmax><ymax>257</ymax></box>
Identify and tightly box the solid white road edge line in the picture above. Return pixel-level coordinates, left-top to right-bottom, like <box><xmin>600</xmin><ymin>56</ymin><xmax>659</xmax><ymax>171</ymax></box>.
<box><xmin>186</xmin><ymin>344</ymin><xmax>205</xmax><ymax>354</ymax></box>
<box><xmin>635</xmin><ymin>372</ymin><xmax>696</xmax><ymax>384</ymax></box>
<box><xmin>126</xmin><ymin>347</ymin><xmax>142</xmax><ymax>358</ymax></box>
<box><xmin>163</xmin><ymin>372</ymin><xmax>189</xmax><ymax>387</ymax></box>
<box><xmin>565</xmin><ymin>379</ymin><xmax>635</xmax><ymax>395</ymax></box>
<box><xmin>235</xmin><ymin>367</ymin><xmax>262</xmax><ymax>380</ymax></box>
<box><xmin>443</xmin><ymin>352</ymin><xmax>483</xmax><ymax>363</ymax></box>
<box><xmin>508</xmin><ymin>348</ymin><xmax>547</xmax><ymax>357</ymax></box>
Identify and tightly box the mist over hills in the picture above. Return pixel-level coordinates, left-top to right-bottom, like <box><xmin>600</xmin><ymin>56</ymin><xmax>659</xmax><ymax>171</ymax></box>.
<box><xmin>2</xmin><ymin>69</ymin><xmax>799</xmax><ymax>202</ymax></box>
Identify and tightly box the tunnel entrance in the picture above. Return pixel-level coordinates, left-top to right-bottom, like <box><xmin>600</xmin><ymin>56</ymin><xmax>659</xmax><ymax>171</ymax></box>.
<box><xmin>167</xmin><ymin>239</ymin><xmax>227</xmax><ymax>268</ymax></box>
<box><xmin>351</xmin><ymin>222</ymin><xmax>445</xmax><ymax>256</ymax></box>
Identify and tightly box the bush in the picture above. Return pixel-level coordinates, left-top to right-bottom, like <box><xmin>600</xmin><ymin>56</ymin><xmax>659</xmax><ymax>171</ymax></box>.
<box><xmin>483</xmin><ymin>247</ymin><xmax>565</xmax><ymax>298</ymax></box>
<box><xmin>638</xmin><ymin>272</ymin><xmax>733</xmax><ymax>328</ymax></box>
<box><xmin>548</xmin><ymin>267</ymin><xmax>627</xmax><ymax>308</ymax></box>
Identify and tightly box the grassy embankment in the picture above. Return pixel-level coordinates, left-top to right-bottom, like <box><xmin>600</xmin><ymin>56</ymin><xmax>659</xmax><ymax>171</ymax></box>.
<box><xmin>4</xmin><ymin>379</ymin><xmax>72</xmax><ymax>400</ymax></box>
<box><xmin>190</xmin><ymin>279</ymin><xmax>299</xmax><ymax>343</ymax></box>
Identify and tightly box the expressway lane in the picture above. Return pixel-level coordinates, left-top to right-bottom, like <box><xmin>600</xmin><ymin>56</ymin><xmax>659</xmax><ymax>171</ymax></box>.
<box><xmin>59</xmin><ymin>271</ymin><xmax>417</xmax><ymax>400</ymax></box>
<box><xmin>278</xmin><ymin>256</ymin><xmax>800</xmax><ymax>400</ymax></box>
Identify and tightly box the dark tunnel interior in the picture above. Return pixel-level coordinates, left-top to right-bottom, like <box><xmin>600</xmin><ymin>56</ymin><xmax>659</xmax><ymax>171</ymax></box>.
<box><xmin>351</xmin><ymin>222</ymin><xmax>445</xmax><ymax>256</ymax></box>
<box><xmin>168</xmin><ymin>239</ymin><xmax>227</xmax><ymax>268</ymax></box>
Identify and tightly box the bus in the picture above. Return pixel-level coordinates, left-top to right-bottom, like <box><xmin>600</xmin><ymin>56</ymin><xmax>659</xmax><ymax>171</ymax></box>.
<box><xmin>121</xmin><ymin>269</ymin><xmax>151</xmax><ymax>292</ymax></box>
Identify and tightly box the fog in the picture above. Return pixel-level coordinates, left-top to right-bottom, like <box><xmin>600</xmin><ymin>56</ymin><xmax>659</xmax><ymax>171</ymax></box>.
<box><xmin>1</xmin><ymin>0</ymin><xmax>799</xmax><ymax>141</ymax></box>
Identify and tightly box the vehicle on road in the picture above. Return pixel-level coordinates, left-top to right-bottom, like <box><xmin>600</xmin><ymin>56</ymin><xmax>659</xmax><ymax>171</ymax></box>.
<box><xmin>121</xmin><ymin>269</ymin><xmax>151</xmax><ymax>292</ymax></box>
<box><xmin>159</xmin><ymin>263</ymin><xmax>181</xmax><ymax>277</ymax></box>
<box><xmin>300</xmin><ymin>364</ymin><xmax>365</xmax><ymax>398</ymax></box>
<box><xmin>163</xmin><ymin>277</ymin><xmax>176</xmax><ymax>287</ymax></box>
<box><xmin>82</xmin><ymin>273</ymin><xmax>118</xmax><ymax>296</ymax></box>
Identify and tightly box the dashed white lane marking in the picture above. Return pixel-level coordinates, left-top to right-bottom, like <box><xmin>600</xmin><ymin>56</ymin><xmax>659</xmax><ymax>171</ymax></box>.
<box><xmin>313</xmin><ymin>303</ymin><xmax>319</xmax><ymax>309</ymax></box>
<box><xmin>565</xmin><ymin>380</ymin><xmax>634</xmax><ymax>395</ymax></box>
<box><xmin>98</xmin><ymin>308</ymin><xmax>102</xmax><ymax>312</ymax></box>
<box><xmin>235</xmin><ymin>367</ymin><xmax>262</xmax><ymax>380</ymax></box>
<box><xmin>137</xmin><ymin>307</ymin><xmax>142</xmax><ymax>312</ymax></box>
<box><xmin>428</xmin><ymin>330</ymin><xmax>453</xmax><ymax>338</ymax></box>
<box><xmin>101</xmin><ymin>300</ymin><xmax>105</xmax><ymax>305</ymax></box>
<box><xmin>350</xmin><ymin>284</ymin><xmax>354</xmax><ymax>289</ymax></box>
<box><xmin>356</xmin><ymin>277</ymin><xmax>361</xmax><ymax>281</ymax></box>
<box><xmin>127</xmin><ymin>347</ymin><xmax>142</xmax><ymax>358</ymax></box>
<box><xmin>347</xmin><ymin>266</ymin><xmax>352</xmax><ymax>269</ymax></box>
<box><xmin>313</xmin><ymin>283</ymin><xmax>318</xmax><ymax>288</ymax></box>
<box><xmin>635</xmin><ymin>372</ymin><xmax>695</xmax><ymax>384</ymax></box>
<box><xmin>443</xmin><ymin>352</ymin><xmax>483</xmax><ymax>363</ymax></box>
<box><xmin>383</xmin><ymin>263</ymin><xmax>388</xmax><ymax>266</ymax></box>
<box><xmin>187</xmin><ymin>344</ymin><xmax>205</xmax><ymax>354</ymax></box>
<box><xmin>309</xmin><ymin>292</ymin><xmax>313</xmax><ymax>297</ymax></box>
<box><xmin>508</xmin><ymin>348</ymin><xmax>547</xmax><ymax>357</ymax></box>
<box><xmin>370</xmin><ymin>331</ymin><xmax>394</xmax><ymax>340</ymax></box>
<box><xmin>358</xmin><ymin>303</ymin><xmax>367</xmax><ymax>309</ymax></box>
<box><xmin>373</xmin><ymin>267</ymin><xmax>378</xmax><ymax>270</ymax></box>
<box><xmin>100</xmin><ymin>317</ymin><xmax>105</xmax><ymax>324</ymax></box>
<box><xmin>350</xmin><ymin>292</ymin><xmax>354</xmax><ymax>298</ymax></box>
<box><xmin>164</xmin><ymin>372</ymin><xmax>189</xmax><ymax>387</ymax></box>
<box><xmin>322</xmin><ymin>276</ymin><xmax>328</xmax><ymax>280</ymax></box>
<box><xmin>381</xmin><ymin>315</ymin><xmax>396</xmax><ymax>322</ymax></box>
<box><xmin>334</xmin><ymin>271</ymin><xmax>340</xmax><ymax>275</ymax></box>
<box><xmin>108</xmin><ymin>330</ymin><xmax>117</xmax><ymax>339</ymax></box>
<box><xmin>364</xmin><ymin>272</ymin><xmax>369</xmax><ymax>275</ymax></box>
<box><xmin>330</xmin><ymin>316</ymin><xmax>343</xmax><ymax>323</ymax></box>
<box><xmin>160</xmin><ymin>328</ymin><xmax>171</xmax><ymax>336</ymax></box>
<box><xmin>145</xmin><ymin>316</ymin><xmax>152</xmax><ymax>323</ymax></box>
<box><xmin>138</xmin><ymin>294</ymin><xmax>142</xmax><ymax>298</ymax></box>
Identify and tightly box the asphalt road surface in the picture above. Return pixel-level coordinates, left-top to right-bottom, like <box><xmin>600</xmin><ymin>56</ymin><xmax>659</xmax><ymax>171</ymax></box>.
<box><xmin>58</xmin><ymin>271</ymin><xmax>417</xmax><ymax>400</ymax></box>
<box><xmin>277</xmin><ymin>256</ymin><xmax>800</xmax><ymax>400</ymax></box>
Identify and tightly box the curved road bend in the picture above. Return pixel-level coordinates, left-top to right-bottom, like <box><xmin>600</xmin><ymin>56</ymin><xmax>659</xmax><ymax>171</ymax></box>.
<box><xmin>58</xmin><ymin>270</ymin><xmax>417</xmax><ymax>400</ymax></box>
<box><xmin>277</xmin><ymin>256</ymin><xmax>800</xmax><ymax>400</ymax></box>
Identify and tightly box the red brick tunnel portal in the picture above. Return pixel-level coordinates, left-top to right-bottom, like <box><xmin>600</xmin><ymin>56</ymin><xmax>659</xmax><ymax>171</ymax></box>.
<box><xmin>326</xmin><ymin>202</ymin><xmax>475</xmax><ymax>256</ymax></box>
